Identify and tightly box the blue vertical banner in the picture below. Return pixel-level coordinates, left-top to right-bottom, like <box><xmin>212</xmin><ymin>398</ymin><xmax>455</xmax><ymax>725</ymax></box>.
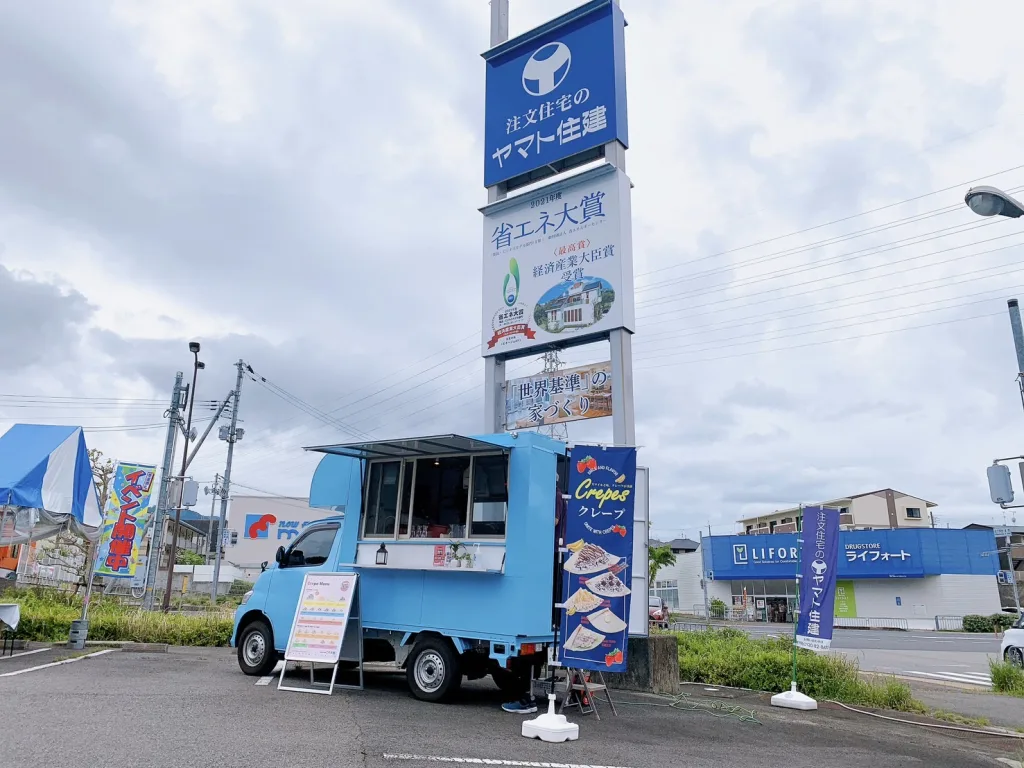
<box><xmin>795</xmin><ymin>506</ymin><xmax>840</xmax><ymax>650</ymax></box>
<box><xmin>558</xmin><ymin>445</ymin><xmax>636</xmax><ymax>672</ymax></box>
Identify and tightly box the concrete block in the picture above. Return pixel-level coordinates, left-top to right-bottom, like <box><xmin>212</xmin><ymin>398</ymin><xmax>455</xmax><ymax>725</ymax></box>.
<box><xmin>121</xmin><ymin>643</ymin><xmax>169</xmax><ymax>653</ymax></box>
<box><xmin>602</xmin><ymin>634</ymin><xmax>679</xmax><ymax>695</ymax></box>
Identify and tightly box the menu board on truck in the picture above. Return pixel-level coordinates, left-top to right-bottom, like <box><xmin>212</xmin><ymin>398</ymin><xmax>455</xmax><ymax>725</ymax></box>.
<box><xmin>558</xmin><ymin>446</ymin><xmax>637</xmax><ymax>673</ymax></box>
<box><xmin>284</xmin><ymin>572</ymin><xmax>358</xmax><ymax>664</ymax></box>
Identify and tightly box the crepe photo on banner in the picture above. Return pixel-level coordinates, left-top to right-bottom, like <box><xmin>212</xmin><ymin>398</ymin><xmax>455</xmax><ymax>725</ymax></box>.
<box><xmin>795</xmin><ymin>506</ymin><xmax>840</xmax><ymax>651</ymax></box>
<box><xmin>558</xmin><ymin>445</ymin><xmax>637</xmax><ymax>672</ymax></box>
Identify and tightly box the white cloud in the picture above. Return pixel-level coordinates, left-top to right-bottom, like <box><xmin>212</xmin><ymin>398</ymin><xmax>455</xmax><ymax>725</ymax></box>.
<box><xmin>2</xmin><ymin>0</ymin><xmax>1024</xmax><ymax>542</ymax></box>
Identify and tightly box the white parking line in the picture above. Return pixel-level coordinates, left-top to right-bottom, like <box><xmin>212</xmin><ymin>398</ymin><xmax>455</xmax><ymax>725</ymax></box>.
<box><xmin>903</xmin><ymin>670</ymin><xmax>992</xmax><ymax>687</ymax></box>
<box><xmin>383</xmin><ymin>756</ymin><xmax>634</xmax><ymax>768</ymax></box>
<box><xmin>255</xmin><ymin>661</ymin><xmax>284</xmax><ymax>686</ymax></box>
<box><xmin>0</xmin><ymin>649</ymin><xmax>115</xmax><ymax>677</ymax></box>
<box><xmin>0</xmin><ymin>648</ymin><xmax>50</xmax><ymax>662</ymax></box>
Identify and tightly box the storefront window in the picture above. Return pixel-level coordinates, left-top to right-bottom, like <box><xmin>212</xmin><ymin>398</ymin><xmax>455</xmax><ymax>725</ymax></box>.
<box><xmin>409</xmin><ymin>456</ymin><xmax>471</xmax><ymax>537</ymax></box>
<box><xmin>363</xmin><ymin>460</ymin><xmax>401</xmax><ymax>538</ymax></box>
<box><xmin>470</xmin><ymin>454</ymin><xmax>507</xmax><ymax>538</ymax></box>
<box><xmin>363</xmin><ymin>453</ymin><xmax>512</xmax><ymax>541</ymax></box>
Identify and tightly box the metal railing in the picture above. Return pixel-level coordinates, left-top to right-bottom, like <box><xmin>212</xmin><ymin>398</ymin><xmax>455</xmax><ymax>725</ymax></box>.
<box><xmin>682</xmin><ymin>606</ymin><xmax>910</xmax><ymax>631</ymax></box>
<box><xmin>833</xmin><ymin>616</ymin><xmax>908</xmax><ymax>631</ymax></box>
<box><xmin>934</xmin><ymin>615</ymin><xmax>964</xmax><ymax>631</ymax></box>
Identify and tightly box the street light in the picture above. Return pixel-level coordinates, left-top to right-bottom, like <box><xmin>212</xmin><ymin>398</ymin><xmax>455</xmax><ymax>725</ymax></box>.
<box><xmin>964</xmin><ymin>185</ymin><xmax>1024</xmax><ymax>219</ymax></box>
<box><xmin>161</xmin><ymin>341</ymin><xmax>203</xmax><ymax>612</ymax></box>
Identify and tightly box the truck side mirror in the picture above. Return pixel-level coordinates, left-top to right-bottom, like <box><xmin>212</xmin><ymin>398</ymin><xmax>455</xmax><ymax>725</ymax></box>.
<box><xmin>260</xmin><ymin>560</ymin><xmax>268</xmax><ymax>573</ymax></box>
<box><xmin>275</xmin><ymin>546</ymin><xmax>287</xmax><ymax>566</ymax></box>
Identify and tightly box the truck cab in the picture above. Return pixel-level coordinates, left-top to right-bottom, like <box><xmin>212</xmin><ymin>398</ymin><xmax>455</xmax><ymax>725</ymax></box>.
<box><xmin>231</xmin><ymin>432</ymin><xmax>567</xmax><ymax>701</ymax></box>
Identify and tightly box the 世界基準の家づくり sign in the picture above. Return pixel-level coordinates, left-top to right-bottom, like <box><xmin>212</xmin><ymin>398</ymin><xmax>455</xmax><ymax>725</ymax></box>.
<box><xmin>482</xmin><ymin>0</ymin><xmax>628</xmax><ymax>187</ymax></box>
<box><xmin>505</xmin><ymin>360</ymin><xmax>611</xmax><ymax>430</ymax></box>
<box><xmin>480</xmin><ymin>165</ymin><xmax>634</xmax><ymax>357</ymax></box>
<box><xmin>558</xmin><ymin>446</ymin><xmax>637</xmax><ymax>673</ymax></box>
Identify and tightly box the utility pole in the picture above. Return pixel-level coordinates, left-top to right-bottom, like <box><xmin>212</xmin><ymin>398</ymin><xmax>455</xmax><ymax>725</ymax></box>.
<box><xmin>212</xmin><ymin>359</ymin><xmax>245</xmax><ymax>603</ymax></box>
<box><xmin>142</xmin><ymin>372</ymin><xmax>184</xmax><ymax>611</ymax></box>
<box><xmin>1007</xmin><ymin>300</ymin><xmax>1024</xmax><ymax>410</ymax></box>
<box><xmin>205</xmin><ymin>474</ymin><xmax>221</xmax><ymax>565</ymax></box>
<box><xmin>162</xmin><ymin>343</ymin><xmax>204</xmax><ymax>612</ymax></box>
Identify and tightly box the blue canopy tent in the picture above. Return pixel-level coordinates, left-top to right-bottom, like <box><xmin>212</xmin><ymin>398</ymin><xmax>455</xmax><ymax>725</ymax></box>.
<box><xmin>0</xmin><ymin>424</ymin><xmax>102</xmax><ymax>546</ymax></box>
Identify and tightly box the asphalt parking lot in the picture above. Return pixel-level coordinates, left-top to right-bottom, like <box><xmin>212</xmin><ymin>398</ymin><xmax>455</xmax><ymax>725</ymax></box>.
<box><xmin>1</xmin><ymin>647</ymin><xmax>1021</xmax><ymax>768</ymax></box>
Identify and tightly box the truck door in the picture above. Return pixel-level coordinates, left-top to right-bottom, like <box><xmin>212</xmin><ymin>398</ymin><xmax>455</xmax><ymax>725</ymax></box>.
<box><xmin>264</xmin><ymin>522</ymin><xmax>341</xmax><ymax>650</ymax></box>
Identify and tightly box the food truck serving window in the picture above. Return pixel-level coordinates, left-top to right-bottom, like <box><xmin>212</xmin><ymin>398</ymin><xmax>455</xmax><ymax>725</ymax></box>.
<box><xmin>361</xmin><ymin>453</ymin><xmax>509</xmax><ymax>540</ymax></box>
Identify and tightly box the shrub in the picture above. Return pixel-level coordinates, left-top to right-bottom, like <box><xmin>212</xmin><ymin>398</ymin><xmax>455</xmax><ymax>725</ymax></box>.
<box><xmin>963</xmin><ymin>615</ymin><xmax>994</xmax><ymax>633</ymax></box>
<box><xmin>7</xmin><ymin>588</ymin><xmax>233</xmax><ymax>646</ymax></box>
<box><xmin>674</xmin><ymin>629</ymin><xmax>924</xmax><ymax>712</ymax></box>
<box><xmin>991</xmin><ymin>613</ymin><xmax>1018</xmax><ymax>632</ymax></box>
<box><xmin>709</xmin><ymin>598</ymin><xmax>727</xmax><ymax>619</ymax></box>
<box><xmin>990</xmin><ymin>659</ymin><xmax>1024</xmax><ymax>697</ymax></box>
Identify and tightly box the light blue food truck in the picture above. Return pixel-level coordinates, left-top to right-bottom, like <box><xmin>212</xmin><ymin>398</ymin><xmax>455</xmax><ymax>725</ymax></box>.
<box><xmin>231</xmin><ymin>432</ymin><xmax>620</xmax><ymax>702</ymax></box>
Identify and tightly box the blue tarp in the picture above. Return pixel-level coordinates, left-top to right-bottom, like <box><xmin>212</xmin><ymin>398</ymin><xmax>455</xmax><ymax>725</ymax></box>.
<box><xmin>0</xmin><ymin>424</ymin><xmax>102</xmax><ymax>544</ymax></box>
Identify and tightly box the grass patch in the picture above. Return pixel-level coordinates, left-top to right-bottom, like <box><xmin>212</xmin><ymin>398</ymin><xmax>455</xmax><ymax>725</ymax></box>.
<box><xmin>5</xmin><ymin>588</ymin><xmax>233</xmax><ymax>647</ymax></box>
<box><xmin>931</xmin><ymin>709</ymin><xmax>990</xmax><ymax>728</ymax></box>
<box><xmin>990</xmin><ymin>659</ymin><xmax>1024</xmax><ymax>697</ymax></box>
<box><xmin>674</xmin><ymin>628</ymin><xmax>925</xmax><ymax>713</ymax></box>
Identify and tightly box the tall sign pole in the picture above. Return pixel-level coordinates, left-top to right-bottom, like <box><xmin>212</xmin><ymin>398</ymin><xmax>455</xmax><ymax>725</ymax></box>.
<box><xmin>480</xmin><ymin>0</ymin><xmax>635</xmax><ymax>448</ymax></box>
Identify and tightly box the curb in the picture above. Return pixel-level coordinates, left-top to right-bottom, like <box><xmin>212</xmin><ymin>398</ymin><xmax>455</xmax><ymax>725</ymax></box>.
<box><xmin>121</xmin><ymin>643</ymin><xmax>169</xmax><ymax>653</ymax></box>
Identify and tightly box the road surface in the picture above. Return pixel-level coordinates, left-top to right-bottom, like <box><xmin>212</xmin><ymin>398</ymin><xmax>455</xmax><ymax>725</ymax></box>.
<box><xmin>1</xmin><ymin>647</ymin><xmax>1019</xmax><ymax>768</ymax></box>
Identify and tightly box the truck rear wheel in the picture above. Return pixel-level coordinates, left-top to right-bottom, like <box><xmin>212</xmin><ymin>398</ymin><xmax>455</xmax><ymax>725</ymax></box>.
<box><xmin>407</xmin><ymin>637</ymin><xmax>461</xmax><ymax>702</ymax></box>
<box><xmin>237</xmin><ymin>619</ymin><xmax>279</xmax><ymax>677</ymax></box>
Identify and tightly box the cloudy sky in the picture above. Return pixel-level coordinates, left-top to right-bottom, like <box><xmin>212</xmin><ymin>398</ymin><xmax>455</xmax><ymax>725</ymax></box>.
<box><xmin>3</xmin><ymin>0</ymin><xmax>1024</xmax><ymax>539</ymax></box>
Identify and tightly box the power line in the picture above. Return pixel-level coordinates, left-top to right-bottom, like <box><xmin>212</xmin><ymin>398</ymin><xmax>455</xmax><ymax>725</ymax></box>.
<box><xmin>635</xmin><ymin>218</ymin><xmax>1005</xmax><ymax>313</ymax></box>
<box><xmin>635</xmin><ymin>266</ymin><xmax>1024</xmax><ymax>351</ymax></box>
<box><xmin>636</xmin><ymin>310</ymin><xmax>1001</xmax><ymax>370</ymax></box>
<box><xmin>634</xmin><ymin>292</ymin><xmax>1023</xmax><ymax>361</ymax></box>
<box><xmin>633</xmin><ymin>161</ymin><xmax>1024</xmax><ymax>280</ymax></box>
<box><xmin>245</xmin><ymin>365</ymin><xmax>374</xmax><ymax>440</ymax></box>
<box><xmin>635</xmin><ymin>236</ymin><xmax>1024</xmax><ymax>327</ymax></box>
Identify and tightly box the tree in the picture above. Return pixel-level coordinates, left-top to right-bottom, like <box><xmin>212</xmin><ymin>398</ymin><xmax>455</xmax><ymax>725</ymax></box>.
<box><xmin>648</xmin><ymin>543</ymin><xmax>676</xmax><ymax>583</ymax></box>
<box><xmin>40</xmin><ymin>448</ymin><xmax>114</xmax><ymax>593</ymax></box>
<box><xmin>175</xmin><ymin>549</ymin><xmax>205</xmax><ymax>566</ymax></box>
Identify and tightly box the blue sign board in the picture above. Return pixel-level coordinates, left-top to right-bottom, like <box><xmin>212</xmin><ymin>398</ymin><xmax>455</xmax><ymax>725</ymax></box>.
<box><xmin>795</xmin><ymin>507</ymin><xmax>839</xmax><ymax>651</ymax></box>
<box><xmin>482</xmin><ymin>0</ymin><xmax>629</xmax><ymax>187</ymax></box>
<box><xmin>558</xmin><ymin>445</ymin><xmax>636</xmax><ymax>673</ymax></box>
<box><xmin>705</xmin><ymin>528</ymin><xmax>1000</xmax><ymax>581</ymax></box>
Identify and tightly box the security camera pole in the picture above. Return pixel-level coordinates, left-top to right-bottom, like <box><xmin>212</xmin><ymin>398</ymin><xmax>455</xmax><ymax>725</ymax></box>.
<box><xmin>162</xmin><ymin>341</ymin><xmax>203</xmax><ymax>612</ymax></box>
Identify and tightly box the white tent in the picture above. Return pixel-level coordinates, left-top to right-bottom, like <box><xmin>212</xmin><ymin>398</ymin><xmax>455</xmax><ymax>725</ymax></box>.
<box><xmin>0</xmin><ymin>424</ymin><xmax>102</xmax><ymax>546</ymax></box>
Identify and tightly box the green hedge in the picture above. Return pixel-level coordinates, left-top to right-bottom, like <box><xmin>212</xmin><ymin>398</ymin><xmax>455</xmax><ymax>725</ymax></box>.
<box><xmin>675</xmin><ymin>628</ymin><xmax>924</xmax><ymax>712</ymax></box>
<box><xmin>963</xmin><ymin>614</ymin><xmax>1017</xmax><ymax>633</ymax></box>
<box><xmin>6</xmin><ymin>589</ymin><xmax>233</xmax><ymax>647</ymax></box>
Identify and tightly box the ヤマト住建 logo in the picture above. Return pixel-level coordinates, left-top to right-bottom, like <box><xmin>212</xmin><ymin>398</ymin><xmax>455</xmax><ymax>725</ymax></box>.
<box><xmin>522</xmin><ymin>41</ymin><xmax>571</xmax><ymax>97</ymax></box>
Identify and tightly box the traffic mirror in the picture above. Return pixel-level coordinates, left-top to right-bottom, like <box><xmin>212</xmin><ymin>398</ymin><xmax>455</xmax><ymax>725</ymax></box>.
<box><xmin>987</xmin><ymin>463</ymin><xmax>1014</xmax><ymax>504</ymax></box>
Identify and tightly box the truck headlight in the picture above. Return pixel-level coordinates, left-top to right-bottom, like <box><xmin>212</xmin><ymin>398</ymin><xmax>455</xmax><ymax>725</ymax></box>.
<box><xmin>241</xmin><ymin>590</ymin><xmax>253</xmax><ymax>606</ymax></box>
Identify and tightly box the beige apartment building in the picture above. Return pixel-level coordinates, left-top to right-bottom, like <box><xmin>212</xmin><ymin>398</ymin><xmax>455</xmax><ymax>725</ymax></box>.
<box><xmin>737</xmin><ymin>489</ymin><xmax>936</xmax><ymax>535</ymax></box>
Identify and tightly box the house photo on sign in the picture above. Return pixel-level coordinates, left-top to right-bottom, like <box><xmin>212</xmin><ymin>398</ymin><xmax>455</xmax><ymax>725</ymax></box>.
<box><xmin>505</xmin><ymin>360</ymin><xmax>612</xmax><ymax>429</ymax></box>
<box><xmin>481</xmin><ymin>165</ymin><xmax>635</xmax><ymax>356</ymax></box>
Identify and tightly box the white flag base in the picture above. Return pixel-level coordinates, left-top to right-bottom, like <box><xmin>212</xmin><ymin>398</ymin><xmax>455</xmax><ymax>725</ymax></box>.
<box><xmin>771</xmin><ymin>682</ymin><xmax>818</xmax><ymax>711</ymax></box>
<box><xmin>522</xmin><ymin>694</ymin><xmax>580</xmax><ymax>742</ymax></box>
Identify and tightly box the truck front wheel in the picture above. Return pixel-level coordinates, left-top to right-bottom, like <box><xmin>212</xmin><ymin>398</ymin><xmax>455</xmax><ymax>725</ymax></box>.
<box><xmin>407</xmin><ymin>637</ymin><xmax>461</xmax><ymax>702</ymax></box>
<box><xmin>237</xmin><ymin>619</ymin><xmax>279</xmax><ymax>677</ymax></box>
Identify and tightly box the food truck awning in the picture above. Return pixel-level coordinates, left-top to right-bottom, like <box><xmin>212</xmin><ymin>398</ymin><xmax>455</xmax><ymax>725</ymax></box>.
<box><xmin>304</xmin><ymin>434</ymin><xmax>508</xmax><ymax>460</ymax></box>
